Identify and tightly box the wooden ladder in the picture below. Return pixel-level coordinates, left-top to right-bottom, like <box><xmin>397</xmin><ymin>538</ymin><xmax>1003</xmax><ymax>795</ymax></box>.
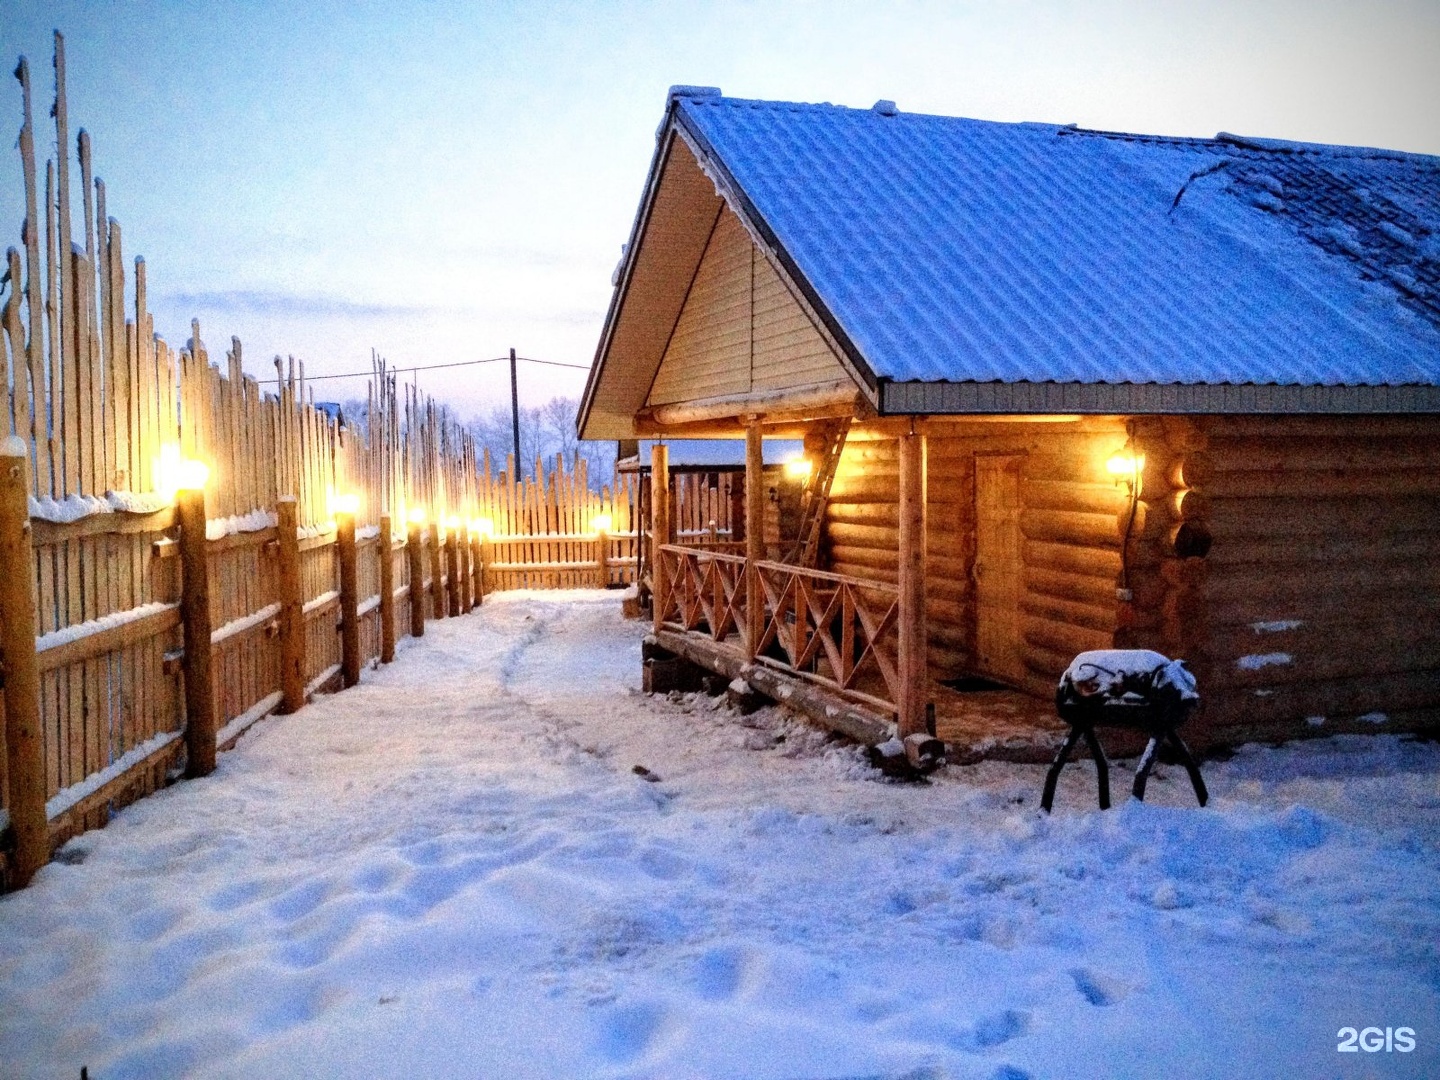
<box><xmin>789</xmin><ymin>417</ymin><xmax>850</xmax><ymax>568</ymax></box>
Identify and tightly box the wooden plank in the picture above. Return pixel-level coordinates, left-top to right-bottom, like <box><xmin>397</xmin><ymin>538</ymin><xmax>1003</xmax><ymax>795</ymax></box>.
<box><xmin>975</xmin><ymin>453</ymin><xmax>1026</xmax><ymax>684</ymax></box>
<box><xmin>36</xmin><ymin>604</ymin><xmax>180</xmax><ymax>673</ymax></box>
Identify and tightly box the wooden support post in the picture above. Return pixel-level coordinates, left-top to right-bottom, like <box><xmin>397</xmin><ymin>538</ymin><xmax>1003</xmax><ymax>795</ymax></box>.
<box><xmin>337</xmin><ymin>509</ymin><xmax>360</xmax><ymax>689</ymax></box>
<box><xmin>0</xmin><ymin>440</ymin><xmax>48</xmax><ymax>886</ymax></box>
<box><xmin>475</xmin><ymin>532</ymin><xmax>489</xmax><ymax>603</ymax></box>
<box><xmin>276</xmin><ymin>496</ymin><xmax>306</xmax><ymax>713</ymax></box>
<box><xmin>650</xmin><ymin>443</ymin><xmax>670</xmax><ymax>634</ymax></box>
<box><xmin>177</xmin><ymin>484</ymin><xmax>216</xmax><ymax>777</ymax></box>
<box><xmin>457</xmin><ymin>521</ymin><xmax>473</xmax><ymax>614</ymax></box>
<box><xmin>379</xmin><ymin>513</ymin><xmax>396</xmax><ymax>662</ymax></box>
<box><xmin>407</xmin><ymin>518</ymin><xmax>426</xmax><ymax>638</ymax></box>
<box><xmin>429</xmin><ymin>522</ymin><xmax>447</xmax><ymax>620</ymax></box>
<box><xmin>595</xmin><ymin>526</ymin><xmax>609</xmax><ymax>589</ymax></box>
<box><xmin>745</xmin><ymin>420</ymin><xmax>765</xmax><ymax>658</ymax></box>
<box><xmin>446</xmin><ymin>520</ymin><xmax>463</xmax><ymax>617</ymax></box>
<box><xmin>897</xmin><ymin>433</ymin><xmax>928</xmax><ymax>738</ymax></box>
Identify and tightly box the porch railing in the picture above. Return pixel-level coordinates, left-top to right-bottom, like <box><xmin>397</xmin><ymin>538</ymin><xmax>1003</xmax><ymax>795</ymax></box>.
<box><xmin>657</xmin><ymin>544</ymin><xmax>901</xmax><ymax>715</ymax></box>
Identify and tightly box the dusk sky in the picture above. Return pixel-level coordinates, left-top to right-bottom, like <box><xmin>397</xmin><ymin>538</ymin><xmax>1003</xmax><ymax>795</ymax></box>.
<box><xmin>3</xmin><ymin>0</ymin><xmax>1438</xmax><ymax>417</ymax></box>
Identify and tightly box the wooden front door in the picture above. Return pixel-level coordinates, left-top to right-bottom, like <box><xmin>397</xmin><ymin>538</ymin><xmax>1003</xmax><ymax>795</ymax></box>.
<box><xmin>974</xmin><ymin>454</ymin><xmax>1024</xmax><ymax>684</ymax></box>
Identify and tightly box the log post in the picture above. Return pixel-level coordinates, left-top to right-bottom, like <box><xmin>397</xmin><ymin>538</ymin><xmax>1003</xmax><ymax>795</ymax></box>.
<box><xmin>595</xmin><ymin>524</ymin><xmax>609</xmax><ymax>589</ymax></box>
<box><xmin>446</xmin><ymin>519</ymin><xmax>463</xmax><ymax>617</ymax></box>
<box><xmin>0</xmin><ymin>439</ymin><xmax>48</xmax><ymax>886</ymax></box>
<box><xmin>429</xmin><ymin>521</ymin><xmax>447</xmax><ymax>619</ymax></box>
<box><xmin>745</xmin><ymin>420</ymin><xmax>765</xmax><ymax>658</ymax></box>
<box><xmin>407</xmin><ymin>518</ymin><xmax>426</xmax><ymax>638</ymax></box>
<box><xmin>650</xmin><ymin>443</ymin><xmax>670</xmax><ymax>633</ymax></box>
<box><xmin>337</xmin><ymin>508</ymin><xmax>360</xmax><ymax>689</ymax></box>
<box><xmin>897</xmin><ymin>432</ymin><xmax>928</xmax><ymax>738</ymax></box>
<box><xmin>275</xmin><ymin>496</ymin><xmax>306</xmax><ymax>713</ymax></box>
<box><xmin>457</xmin><ymin>521</ymin><xmax>473</xmax><ymax>614</ymax></box>
<box><xmin>379</xmin><ymin>513</ymin><xmax>396</xmax><ymax>662</ymax></box>
<box><xmin>177</xmin><ymin>483</ymin><xmax>216</xmax><ymax>777</ymax></box>
<box><xmin>474</xmin><ymin>530</ymin><xmax>488</xmax><ymax>604</ymax></box>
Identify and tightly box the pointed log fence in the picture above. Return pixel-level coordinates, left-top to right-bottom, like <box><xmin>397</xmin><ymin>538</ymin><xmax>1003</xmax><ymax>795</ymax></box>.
<box><xmin>0</xmin><ymin>35</ymin><xmax>639</xmax><ymax>889</ymax></box>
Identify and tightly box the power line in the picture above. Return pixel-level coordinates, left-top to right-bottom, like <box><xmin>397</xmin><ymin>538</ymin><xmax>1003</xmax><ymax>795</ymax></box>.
<box><xmin>255</xmin><ymin>354</ymin><xmax>590</xmax><ymax>385</ymax></box>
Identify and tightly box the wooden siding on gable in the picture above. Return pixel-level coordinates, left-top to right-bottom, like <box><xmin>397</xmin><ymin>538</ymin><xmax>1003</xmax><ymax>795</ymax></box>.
<box><xmin>646</xmin><ymin>208</ymin><xmax>851</xmax><ymax>408</ymax></box>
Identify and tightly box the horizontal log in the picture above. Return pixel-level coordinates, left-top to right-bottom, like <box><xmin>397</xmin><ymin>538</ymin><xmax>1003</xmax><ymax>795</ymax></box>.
<box><xmin>1206</xmin><ymin>561</ymin><xmax>1440</xmax><ymax>607</ymax></box>
<box><xmin>1185</xmin><ymin>439</ymin><xmax>1440</xmax><ymax>483</ymax></box>
<box><xmin>1219</xmin><ymin>640</ymin><xmax>1440</xmax><ymax>690</ymax></box>
<box><xmin>1020</xmin><ymin>591</ymin><xmax>1117</xmax><ymax>633</ymax></box>
<box><xmin>929</xmin><ymin>622</ymin><xmax>970</xmax><ymax>654</ymax></box>
<box><xmin>1209</xmin><ymin>611</ymin><xmax>1440</xmax><ymax>658</ymax></box>
<box><xmin>1023</xmin><ymin>641</ymin><xmax>1078</xmax><ymax>683</ymax></box>
<box><xmin>1025</xmin><ymin>566</ymin><xmax>1122</xmax><ymax>609</ymax></box>
<box><xmin>31</xmin><ymin>504</ymin><xmax>176</xmax><ymax>545</ymax></box>
<box><xmin>1021</xmin><ymin>452</ymin><xmax>1115</xmax><ymax>485</ymax></box>
<box><xmin>1201</xmin><ymin>415</ymin><xmax>1440</xmax><ymax>440</ymax></box>
<box><xmin>298</xmin><ymin>530</ymin><xmax>337</xmax><ymax>553</ymax></box>
<box><xmin>827</xmin><ymin>521</ymin><xmax>897</xmax><ymax>549</ymax></box>
<box><xmin>1203</xmin><ymin>494</ymin><xmax>1440</xmax><ymax>539</ymax></box>
<box><xmin>1021</xmin><ymin>479</ymin><xmax>1124</xmax><ymax>515</ymax></box>
<box><xmin>1022</xmin><ymin>612</ymin><xmax>1112</xmax><ymax>661</ymax></box>
<box><xmin>826</xmin><ymin>502</ymin><xmax>899</xmax><ymax>526</ymax></box>
<box><xmin>1024</xmin><ymin>539</ymin><xmax>1122</xmax><ymax>579</ymax></box>
<box><xmin>37</xmin><ymin>603</ymin><xmax>181</xmax><ymax>673</ymax></box>
<box><xmin>1205</xmin><ymin>669</ymin><xmax>1440</xmax><ymax>727</ymax></box>
<box><xmin>1021</xmin><ymin>508</ymin><xmax>1123</xmax><ymax>548</ymax></box>
<box><xmin>1194</xmin><ymin>468</ymin><xmax>1440</xmax><ymax>501</ymax></box>
<box><xmin>1203</xmin><ymin>529</ymin><xmax>1440</xmax><ymax>568</ymax></box>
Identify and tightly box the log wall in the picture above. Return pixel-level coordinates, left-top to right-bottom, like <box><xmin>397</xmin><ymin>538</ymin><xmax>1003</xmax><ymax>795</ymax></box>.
<box><xmin>1161</xmin><ymin>415</ymin><xmax>1440</xmax><ymax>746</ymax></box>
<box><xmin>824</xmin><ymin>419</ymin><xmax>1130</xmax><ymax>698</ymax></box>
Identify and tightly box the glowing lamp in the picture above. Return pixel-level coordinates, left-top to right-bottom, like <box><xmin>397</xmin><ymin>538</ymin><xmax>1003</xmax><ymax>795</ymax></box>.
<box><xmin>445</xmin><ymin>515</ymin><xmax>461</xmax><ymax>531</ymax></box>
<box><xmin>1106</xmin><ymin>452</ymin><xmax>1145</xmax><ymax>493</ymax></box>
<box><xmin>591</xmin><ymin>513</ymin><xmax>613</xmax><ymax>534</ymax></box>
<box><xmin>470</xmin><ymin>517</ymin><xmax>495</xmax><ymax>538</ymax></box>
<box><xmin>783</xmin><ymin>455</ymin><xmax>812</xmax><ymax>480</ymax></box>
<box><xmin>154</xmin><ymin>443</ymin><xmax>209</xmax><ymax>498</ymax></box>
<box><xmin>177</xmin><ymin>457</ymin><xmax>209</xmax><ymax>491</ymax></box>
<box><xmin>333</xmin><ymin>492</ymin><xmax>360</xmax><ymax>516</ymax></box>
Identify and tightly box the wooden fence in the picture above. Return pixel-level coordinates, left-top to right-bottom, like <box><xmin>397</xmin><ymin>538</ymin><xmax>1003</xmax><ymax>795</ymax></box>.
<box><xmin>0</xmin><ymin>35</ymin><xmax>646</xmax><ymax>888</ymax></box>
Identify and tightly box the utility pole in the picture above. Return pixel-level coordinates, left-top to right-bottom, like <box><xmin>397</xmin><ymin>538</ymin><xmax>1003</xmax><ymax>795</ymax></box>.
<box><xmin>509</xmin><ymin>347</ymin><xmax>521</xmax><ymax>476</ymax></box>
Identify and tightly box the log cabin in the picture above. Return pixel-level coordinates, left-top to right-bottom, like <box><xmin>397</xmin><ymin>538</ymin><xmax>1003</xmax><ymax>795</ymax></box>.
<box><xmin>579</xmin><ymin>87</ymin><xmax>1440</xmax><ymax>757</ymax></box>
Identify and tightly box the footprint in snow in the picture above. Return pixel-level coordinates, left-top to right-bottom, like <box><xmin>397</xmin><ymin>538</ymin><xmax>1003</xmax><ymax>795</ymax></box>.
<box><xmin>1069</xmin><ymin>966</ymin><xmax>1132</xmax><ymax>1006</ymax></box>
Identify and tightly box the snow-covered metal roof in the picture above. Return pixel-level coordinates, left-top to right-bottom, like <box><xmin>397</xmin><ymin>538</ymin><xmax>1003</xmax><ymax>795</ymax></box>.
<box><xmin>673</xmin><ymin>94</ymin><xmax>1440</xmax><ymax>397</ymax></box>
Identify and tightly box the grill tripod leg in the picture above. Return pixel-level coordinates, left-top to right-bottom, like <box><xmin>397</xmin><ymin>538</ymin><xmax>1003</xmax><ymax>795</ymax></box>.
<box><xmin>1132</xmin><ymin>736</ymin><xmax>1161</xmax><ymax>802</ymax></box>
<box><xmin>1041</xmin><ymin>726</ymin><xmax>1084</xmax><ymax>813</ymax></box>
<box><xmin>1081</xmin><ymin>728</ymin><xmax>1111</xmax><ymax>810</ymax></box>
<box><xmin>1166</xmin><ymin>731</ymin><xmax>1209</xmax><ymax>807</ymax></box>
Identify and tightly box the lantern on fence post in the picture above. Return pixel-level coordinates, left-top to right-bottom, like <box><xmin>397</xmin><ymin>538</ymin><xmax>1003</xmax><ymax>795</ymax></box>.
<box><xmin>0</xmin><ymin>437</ymin><xmax>48</xmax><ymax>886</ymax></box>
<box><xmin>334</xmin><ymin>494</ymin><xmax>361</xmax><ymax>689</ymax></box>
<box><xmin>175</xmin><ymin>457</ymin><xmax>217</xmax><ymax>777</ymax></box>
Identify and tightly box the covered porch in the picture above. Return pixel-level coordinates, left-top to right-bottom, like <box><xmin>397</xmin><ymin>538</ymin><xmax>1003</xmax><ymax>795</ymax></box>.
<box><xmin>643</xmin><ymin>425</ymin><xmax>1069</xmax><ymax>763</ymax></box>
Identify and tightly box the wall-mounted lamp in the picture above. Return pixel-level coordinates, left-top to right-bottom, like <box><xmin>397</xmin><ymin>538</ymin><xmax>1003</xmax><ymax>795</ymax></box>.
<box><xmin>783</xmin><ymin>454</ymin><xmax>812</xmax><ymax>481</ymax></box>
<box><xmin>1106</xmin><ymin>451</ymin><xmax>1145</xmax><ymax>494</ymax></box>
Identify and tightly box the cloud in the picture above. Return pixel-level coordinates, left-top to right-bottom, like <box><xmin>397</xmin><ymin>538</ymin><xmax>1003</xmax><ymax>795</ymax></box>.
<box><xmin>158</xmin><ymin>289</ymin><xmax>438</xmax><ymax>320</ymax></box>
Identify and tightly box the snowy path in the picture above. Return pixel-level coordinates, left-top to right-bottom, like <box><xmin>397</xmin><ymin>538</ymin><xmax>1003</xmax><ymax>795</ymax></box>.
<box><xmin>2</xmin><ymin>591</ymin><xmax>1438</xmax><ymax>1079</ymax></box>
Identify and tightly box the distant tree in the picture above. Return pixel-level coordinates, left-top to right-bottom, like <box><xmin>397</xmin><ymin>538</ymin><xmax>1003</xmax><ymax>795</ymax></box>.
<box><xmin>468</xmin><ymin>396</ymin><xmax>613</xmax><ymax>489</ymax></box>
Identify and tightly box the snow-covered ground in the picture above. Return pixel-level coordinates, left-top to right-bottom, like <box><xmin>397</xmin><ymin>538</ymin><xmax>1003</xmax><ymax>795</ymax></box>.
<box><xmin>2</xmin><ymin>592</ymin><xmax>1438</xmax><ymax>1079</ymax></box>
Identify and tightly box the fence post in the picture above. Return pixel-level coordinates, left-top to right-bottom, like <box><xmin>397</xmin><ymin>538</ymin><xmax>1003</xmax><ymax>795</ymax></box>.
<box><xmin>177</xmin><ymin>483</ymin><xmax>216</xmax><ymax>778</ymax></box>
<box><xmin>475</xmin><ymin>531</ymin><xmax>489</xmax><ymax>603</ymax></box>
<box><xmin>595</xmin><ymin>524</ymin><xmax>609</xmax><ymax>589</ymax></box>
<box><xmin>379</xmin><ymin>513</ymin><xmax>396</xmax><ymax>662</ymax></box>
<box><xmin>457</xmin><ymin>520</ymin><xmax>473</xmax><ymax>614</ymax></box>
<box><xmin>276</xmin><ymin>496</ymin><xmax>306</xmax><ymax>713</ymax></box>
<box><xmin>447</xmin><ymin>520</ymin><xmax>463</xmax><ymax>617</ymax></box>
<box><xmin>429</xmin><ymin>522</ymin><xmax>447</xmax><ymax>620</ymax></box>
<box><xmin>0</xmin><ymin>439</ymin><xmax>49</xmax><ymax>886</ymax></box>
<box><xmin>337</xmin><ymin>508</ymin><xmax>360</xmax><ymax>688</ymax></box>
<box><xmin>650</xmin><ymin>443</ymin><xmax>669</xmax><ymax>634</ymax></box>
<box><xmin>407</xmin><ymin>518</ymin><xmax>426</xmax><ymax>638</ymax></box>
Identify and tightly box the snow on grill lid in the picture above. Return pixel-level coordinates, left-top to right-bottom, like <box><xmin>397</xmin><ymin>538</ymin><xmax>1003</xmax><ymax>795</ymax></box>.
<box><xmin>677</xmin><ymin>97</ymin><xmax>1440</xmax><ymax>389</ymax></box>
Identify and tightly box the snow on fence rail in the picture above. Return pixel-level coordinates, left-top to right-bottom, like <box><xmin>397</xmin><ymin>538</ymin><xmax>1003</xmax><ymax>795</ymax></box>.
<box><xmin>0</xmin><ymin>35</ymin><xmax>642</xmax><ymax>889</ymax></box>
